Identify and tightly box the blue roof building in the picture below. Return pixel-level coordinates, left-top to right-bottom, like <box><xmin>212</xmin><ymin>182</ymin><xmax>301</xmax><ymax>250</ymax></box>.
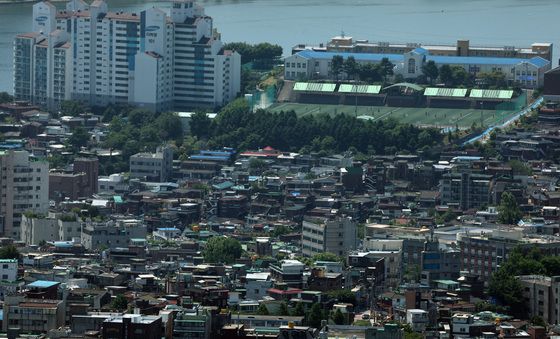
<box><xmin>285</xmin><ymin>47</ymin><xmax>551</xmax><ymax>88</ymax></box>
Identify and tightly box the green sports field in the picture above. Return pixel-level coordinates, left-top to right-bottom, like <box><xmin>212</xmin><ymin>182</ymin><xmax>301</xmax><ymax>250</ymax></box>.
<box><xmin>268</xmin><ymin>103</ymin><xmax>518</xmax><ymax>129</ymax></box>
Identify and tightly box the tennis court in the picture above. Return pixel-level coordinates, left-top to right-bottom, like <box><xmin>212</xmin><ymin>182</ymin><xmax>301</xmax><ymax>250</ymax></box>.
<box><xmin>269</xmin><ymin>103</ymin><xmax>518</xmax><ymax>129</ymax></box>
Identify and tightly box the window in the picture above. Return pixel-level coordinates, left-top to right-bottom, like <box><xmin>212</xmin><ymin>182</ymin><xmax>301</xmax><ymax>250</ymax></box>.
<box><xmin>408</xmin><ymin>58</ymin><xmax>416</xmax><ymax>74</ymax></box>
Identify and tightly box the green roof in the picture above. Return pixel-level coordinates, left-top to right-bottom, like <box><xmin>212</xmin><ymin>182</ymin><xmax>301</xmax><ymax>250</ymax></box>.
<box><xmin>338</xmin><ymin>84</ymin><xmax>381</xmax><ymax>94</ymax></box>
<box><xmin>212</xmin><ymin>181</ymin><xmax>234</xmax><ymax>190</ymax></box>
<box><xmin>424</xmin><ymin>87</ymin><xmax>467</xmax><ymax>97</ymax></box>
<box><xmin>254</xmin><ymin>327</ymin><xmax>280</xmax><ymax>334</ymax></box>
<box><xmin>293</xmin><ymin>82</ymin><xmax>336</xmax><ymax>92</ymax></box>
<box><xmin>469</xmin><ymin>89</ymin><xmax>513</xmax><ymax>99</ymax></box>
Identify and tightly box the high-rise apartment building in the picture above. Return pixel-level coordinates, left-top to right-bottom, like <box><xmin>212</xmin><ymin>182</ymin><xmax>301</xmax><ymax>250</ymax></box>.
<box><xmin>14</xmin><ymin>0</ymin><xmax>241</xmax><ymax>111</ymax></box>
<box><xmin>0</xmin><ymin>150</ymin><xmax>49</xmax><ymax>239</ymax></box>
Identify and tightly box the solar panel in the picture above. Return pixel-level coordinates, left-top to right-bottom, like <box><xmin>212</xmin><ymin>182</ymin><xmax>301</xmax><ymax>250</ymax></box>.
<box><xmin>424</xmin><ymin>87</ymin><xmax>467</xmax><ymax>97</ymax></box>
<box><xmin>293</xmin><ymin>82</ymin><xmax>336</xmax><ymax>92</ymax></box>
<box><xmin>469</xmin><ymin>89</ymin><xmax>513</xmax><ymax>99</ymax></box>
<box><xmin>338</xmin><ymin>84</ymin><xmax>381</xmax><ymax>94</ymax></box>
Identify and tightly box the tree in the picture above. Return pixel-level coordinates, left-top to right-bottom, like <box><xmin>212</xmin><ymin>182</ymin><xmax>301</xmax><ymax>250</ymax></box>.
<box><xmin>330</xmin><ymin>55</ymin><xmax>344</xmax><ymax>81</ymax></box>
<box><xmin>357</xmin><ymin>63</ymin><xmax>382</xmax><ymax>83</ymax></box>
<box><xmin>67</xmin><ymin>127</ymin><xmax>90</xmax><ymax>151</ymax></box>
<box><xmin>249</xmin><ymin>158</ymin><xmax>267</xmax><ymax>173</ymax></box>
<box><xmin>498</xmin><ymin>192</ymin><xmax>522</xmax><ymax>225</ymax></box>
<box><xmin>0</xmin><ymin>92</ymin><xmax>13</xmax><ymax>104</ymax></box>
<box><xmin>128</xmin><ymin>108</ymin><xmax>154</xmax><ymax>127</ymax></box>
<box><xmin>403</xmin><ymin>324</ymin><xmax>424</xmax><ymax>339</ymax></box>
<box><xmin>327</xmin><ymin>289</ymin><xmax>356</xmax><ymax>305</ymax></box>
<box><xmin>332</xmin><ymin>308</ymin><xmax>345</xmax><ymax>325</ymax></box>
<box><xmin>488</xmin><ymin>265</ymin><xmax>524</xmax><ymax>317</ymax></box>
<box><xmin>313</xmin><ymin>252</ymin><xmax>343</xmax><ymax>263</ymax></box>
<box><xmin>272</xmin><ymin>225</ymin><xmax>291</xmax><ymax>237</ymax></box>
<box><xmin>278</xmin><ymin>302</ymin><xmax>289</xmax><ymax>316</ymax></box>
<box><xmin>439</xmin><ymin>65</ymin><xmax>453</xmax><ymax>85</ymax></box>
<box><xmin>343</xmin><ymin>56</ymin><xmax>358</xmax><ymax>80</ymax></box>
<box><xmin>421</xmin><ymin>61</ymin><xmax>439</xmax><ymax>84</ymax></box>
<box><xmin>60</xmin><ymin>100</ymin><xmax>87</xmax><ymax>116</ymax></box>
<box><xmin>379</xmin><ymin>58</ymin><xmax>394</xmax><ymax>82</ymax></box>
<box><xmin>292</xmin><ymin>302</ymin><xmax>305</xmax><ymax>316</ymax></box>
<box><xmin>479</xmin><ymin>71</ymin><xmax>507</xmax><ymax>89</ymax></box>
<box><xmin>530</xmin><ymin>315</ymin><xmax>547</xmax><ymax>329</ymax></box>
<box><xmin>111</xmin><ymin>294</ymin><xmax>128</xmax><ymax>311</ymax></box>
<box><xmin>0</xmin><ymin>245</ymin><xmax>19</xmax><ymax>260</ymax></box>
<box><xmin>306</xmin><ymin>303</ymin><xmax>324</xmax><ymax>328</ymax></box>
<box><xmin>223</xmin><ymin>42</ymin><xmax>282</xmax><ymax>69</ymax></box>
<box><xmin>508</xmin><ymin>159</ymin><xmax>532</xmax><ymax>176</ymax></box>
<box><xmin>190</xmin><ymin>111</ymin><xmax>212</xmax><ymax>139</ymax></box>
<box><xmin>256</xmin><ymin>303</ymin><xmax>269</xmax><ymax>315</ymax></box>
<box><xmin>203</xmin><ymin>237</ymin><xmax>242</xmax><ymax>264</ymax></box>
<box><xmin>155</xmin><ymin>112</ymin><xmax>183</xmax><ymax>141</ymax></box>
<box><xmin>451</xmin><ymin>66</ymin><xmax>471</xmax><ymax>87</ymax></box>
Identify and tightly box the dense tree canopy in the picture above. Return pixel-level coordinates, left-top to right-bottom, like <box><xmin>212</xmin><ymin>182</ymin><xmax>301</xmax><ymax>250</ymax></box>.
<box><xmin>422</xmin><ymin>61</ymin><xmax>439</xmax><ymax>84</ymax></box>
<box><xmin>0</xmin><ymin>92</ymin><xmax>13</xmax><ymax>104</ymax></box>
<box><xmin>330</xmin><ymin>55</ymin><xmax>344</xmax><ymax>80</ymax></box>
<box><xmin>306</xmin><ymin>303</ymin><xmax>326</xmax><ymax>328</ymax></box>
<box><xmin>223</xmin><ymin>42</ymin><xmax>283</xmax><ymax>68</ymax></box>
<box><xmin>0</xmin><ymin>245</ymin><xmax>19</xmax><ymax>260</ymax></box>
<box><xmin>488</xmin><ymin>247</ymin><xmax>560</xmax><ymax>318</ymax></box>
<box><xmin>327</xmin><ymin>289</ymin><xmax>356</xmax><ymax>305</ymax></box>
<box><xmin>478</xmin><ymin>71</ymin><xmax>508</xmax><ymax>89</ymax></box>
<box><xmin>60</xmin><ymin>100</ymin><xmax>88</xmax><ymax>116</ymax></box>
<box><xmin>203</xmin><ymin>237</ymin><xmax>243</xmax><ymax>264</ymax></box>
<box><xmin>111</xmin><ymin>294</ymin><xmax>128</xmax><ymax>311</ymax></box>
<box><xmin>332</xmin><ymin>309</ymin><xmax>345</xmax><ymax>325</ymax></box>
<box><xmin>197</xmin><ymin>98</ymin><xmax>443</xmax><ymax>156</ymax></box>
<box><xmin>67</xmin><ymin>126</ymin><xmax>90</xmax><ymax>151</ymax></box>
<box><xmin>498</xmin><ymin>192</ymin><xmax>522</xmax><ymax>225</ymax></box>
<box><xmin>343</xmin><ymin>56</ymin><xmax>359</xmax><ymax>80</ymax></box>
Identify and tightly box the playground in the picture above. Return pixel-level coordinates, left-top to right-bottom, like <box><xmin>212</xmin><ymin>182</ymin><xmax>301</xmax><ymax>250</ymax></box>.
<box><xmin>268</xmin><ymin>103</ymin><xmax>519</xmax><ymax>130</ymax></box>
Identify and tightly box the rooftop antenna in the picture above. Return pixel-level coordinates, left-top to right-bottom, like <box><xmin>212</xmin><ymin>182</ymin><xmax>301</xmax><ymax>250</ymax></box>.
<box><xmin>341</xmin><ymin>29</ymin><xmax>345</xmax><ymax>38</ymax></box>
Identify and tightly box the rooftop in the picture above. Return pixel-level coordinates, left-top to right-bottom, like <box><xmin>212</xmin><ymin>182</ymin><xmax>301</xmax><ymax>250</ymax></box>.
<box><xmin>27</xmin><ymin>280</ymin><xmax>60</xmax><ymax>289</ymax></box>
<box><xmin>295</xmin><ymin>50</ymin><xmax>550</xmax><ymax>68</ymax></box>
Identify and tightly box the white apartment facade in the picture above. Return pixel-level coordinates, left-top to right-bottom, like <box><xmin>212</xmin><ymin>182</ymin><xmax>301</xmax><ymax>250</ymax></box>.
<box><xmin>14</xmin><ymin>0</ymin><xmax>241</xmax><ymax>111</ymax></box>
<box><xmin>0</xmin><ymin>151</ymin><xmax>49</xmax><ymax>239</ymax></box>
<box><xmin>20</xmin><ymin>213</ymin><xmax>81</xmax><ymax>245</ymax></box>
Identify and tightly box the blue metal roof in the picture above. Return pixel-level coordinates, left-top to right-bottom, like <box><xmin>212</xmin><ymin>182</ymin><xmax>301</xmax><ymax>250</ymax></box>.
<box><xmin>27</xmin><ymin>280</ymin><xmax>59</xmax><ymax>288</ymax></box>
<box><xmin>428</xmin><ymin>55</ymin><xmax>549</xmax><ymax>67</ymax></box>
<box><xmin>296</xmin><ymin>50</ymin><xmax>550</xmax><ymax>68</ymax></box>
<box><xmin>527</xmin><ymin>56</ymin><xmax>550</xmax><ymax>68</ymax></box>
<box><xmin>412</xmin><ymin>47</ymin><xmax>429</xmax><ymax>55</ymax></box>
<box><xmin>296</xmin><ymin>50</ymin><xmax>403</xmax><ymax>63</ymax></box>
<box><xmin>199</xmin><ymin>150</ymin><xmax>235</xmax><ymax>156</ymax></box>
<box><xmin>190</xmin><ymin>155</ymin><xmax>230</xmax><ymax>161</ymax></box>
<box><xmin>157</xmin><ymin>227</ymin><xmax>180</xmax><ymax>232</ymax></box>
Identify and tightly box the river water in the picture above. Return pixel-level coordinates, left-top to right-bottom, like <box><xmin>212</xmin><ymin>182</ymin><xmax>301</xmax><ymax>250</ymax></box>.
<box><xmin>0</xmin><ymin>0</ymin><xmax>558</xmax><ymax>93</ymax></box>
